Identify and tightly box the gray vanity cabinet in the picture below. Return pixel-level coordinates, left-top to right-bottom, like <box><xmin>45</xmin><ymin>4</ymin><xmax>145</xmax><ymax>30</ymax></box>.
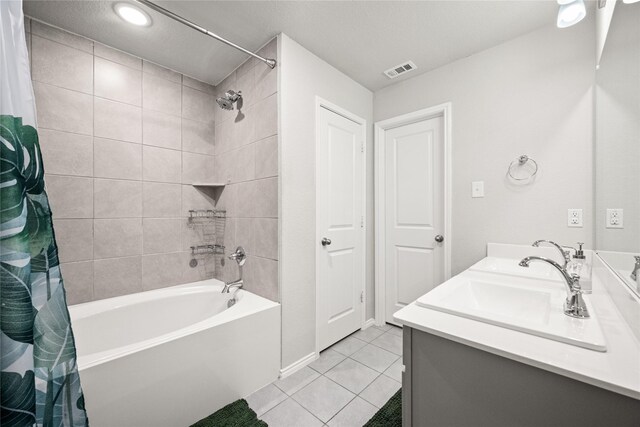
<box><xmin>401</xmin><ymin>327</ymin><xmax>640</xmax><ymax>427</ymax></box>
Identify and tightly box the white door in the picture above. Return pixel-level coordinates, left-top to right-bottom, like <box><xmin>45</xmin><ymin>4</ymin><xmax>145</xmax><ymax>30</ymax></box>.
<box><xmin>384</xmin><ymin>117</ymin><xmax>444</xmax><ymax>325</ymax></box>
<box><xmin>317</xmin><ymin>106</ymin><xmax>365</xmax><ymax>351</ymax></box>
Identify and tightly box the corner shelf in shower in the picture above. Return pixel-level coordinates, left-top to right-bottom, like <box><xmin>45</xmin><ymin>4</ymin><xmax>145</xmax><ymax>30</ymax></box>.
<box><xmin>191</xmin><ymin>183</ymin><xmax>226</xmax><ymax>188</ymax></box>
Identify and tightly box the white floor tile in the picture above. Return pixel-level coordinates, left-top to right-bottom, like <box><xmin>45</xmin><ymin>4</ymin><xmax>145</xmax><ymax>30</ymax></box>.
<box><xmin>351</xmin><ymin>344</ymin><xmax>399</xmax><ymax>372</ymax></box>
<box><xmin>309</xmin><ymin>348</ymin><xmax>347</xmax><ymax>374</ymax></box>
<box><xmin>292</xmin><ymin>376</ymin><xmax>355</xmax><ymax>423</ymax></box>
<box><xmin>387</xmin><ymin>325</ymin><xmax>403</xmax><ymax>337</ymax></box>
<box><xmin>371</xmin><ymin>331</ymin><xmax>403</xmax><ymax>355</ymax></box>
<box><xmin>327</xmin><ymin>397</ymin><xmax>378</xmax><ymax>427</ymax></box>
<box><xmin>275</xmin><ymin>366</ymin><xmax>320</xmax><ymax>395</ymax></box>
<box><xmin>331</xmin><ymin>336</ymin><xmax>367</xmax><ymax>356</ymax></box>
<box><xmin>261</xmin><ymin>397</ymin><xmax>324</xmax><ymax>427</ymax></box>
<box><xmin>382</xmin><ymin>358</ymin><xmax>403</xmax><ymax>382</ymax></box>
<box><xmin>359</xmin><ymin>375</ymin><xmax>401</xmax><ymax>408</ymax></box>
<box><xmin>325</xmin><ymin>358</ymin><xmax>379</xmax><ymax>394</ymax></box>
<box><xmin>245</xmin><ymin>383</ymin><xmax>288</xmax><ymax>416</ymax></box>
<box><xmin>352</xmin><ymin>326</ymin><xmax>385</xmax><ymax>342</ymax></box>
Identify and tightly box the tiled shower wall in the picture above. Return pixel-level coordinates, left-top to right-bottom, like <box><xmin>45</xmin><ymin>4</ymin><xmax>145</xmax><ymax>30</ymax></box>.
<box><xmin>26</xmin><ymin>18</ymin><xmax>279</xmax><ymax>304</ymax></box>
<box><xmin>214</xmin><ymin>39</ymin><xmax>279</xmax><ymax>302</ymax></box>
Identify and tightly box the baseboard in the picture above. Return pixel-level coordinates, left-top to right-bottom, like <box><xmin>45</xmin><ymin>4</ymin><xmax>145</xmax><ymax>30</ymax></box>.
<box><xmin>279</xmin><ymin>352</ymin><xmax>318</xmax><ymax>379</ymax></box>
<box><xmin>362</xmin><ymin>318</ymin><xmax>376</xmax><ymax>330</ymax></box>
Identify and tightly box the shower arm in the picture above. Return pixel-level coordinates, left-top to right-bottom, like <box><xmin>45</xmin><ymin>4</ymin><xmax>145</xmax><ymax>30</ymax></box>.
<box><xmin>132</xmin><ymin>0</ymin><xmax>277</xmax><ymax>69</ymax></box>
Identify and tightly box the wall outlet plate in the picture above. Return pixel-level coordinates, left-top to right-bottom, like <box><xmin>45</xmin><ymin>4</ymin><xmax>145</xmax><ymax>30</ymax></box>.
<box><xmin>568</xmin><ymin>209</ymin><xmax>583</xmax><ymax>227</ymax></box>
<box><xmin>471</xmin><ymin>181</ymin><xmax>484</xmax><ymax>198</ymax></box>
<box><xmin>606</xmin><ymin>208</ymin><xmax>623</xmax><ymax>228</ymax></box>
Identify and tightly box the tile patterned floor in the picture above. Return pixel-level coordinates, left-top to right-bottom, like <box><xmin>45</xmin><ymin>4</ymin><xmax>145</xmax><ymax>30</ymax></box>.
<box><xmin>247</xmin><ymin>324</ymin><xmax>403</xmax><ymax>427</ymax></box>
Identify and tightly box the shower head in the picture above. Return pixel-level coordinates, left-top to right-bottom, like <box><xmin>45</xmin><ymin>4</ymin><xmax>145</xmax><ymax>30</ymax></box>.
<box><xmin>216</xmin><ymin>90</ymin><xmax>242</xmax><ymax>110</ymax></box>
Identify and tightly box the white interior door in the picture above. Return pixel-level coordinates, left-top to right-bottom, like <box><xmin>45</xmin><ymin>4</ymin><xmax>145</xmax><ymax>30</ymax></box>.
<box><xmin>317</xmin><ymin>106</ymin><xmax>365</xmax><ymax>351</ymax></box>
<box><xmin>384</xmin><ymin>117</ymin><xmax>444</xmax><ymax>325</ymax></box>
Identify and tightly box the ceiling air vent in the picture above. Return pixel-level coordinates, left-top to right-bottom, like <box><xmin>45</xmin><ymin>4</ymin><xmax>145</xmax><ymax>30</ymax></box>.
<box><xmin>384</xmin><ymin>61</ymin><xmax>418</xmax><ymax>79</ymax></box>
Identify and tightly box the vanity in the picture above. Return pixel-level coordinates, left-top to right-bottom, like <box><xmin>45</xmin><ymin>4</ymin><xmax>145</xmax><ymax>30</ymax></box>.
<box><xmin>395</xmin><ymin>244</ymin><xmax>640</xmax><ymax>426</ymax></box>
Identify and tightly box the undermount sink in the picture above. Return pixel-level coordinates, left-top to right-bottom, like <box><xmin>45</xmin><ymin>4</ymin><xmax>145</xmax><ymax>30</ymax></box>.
<box><xmin>469</xmin><ymin>257</ymin><xmax>561</xmax><ymax>281</ymax></box>
<box><xmin>416</xmin><ymin>272</ymin><xmax>607</xmax><ymax>351</ymax></box>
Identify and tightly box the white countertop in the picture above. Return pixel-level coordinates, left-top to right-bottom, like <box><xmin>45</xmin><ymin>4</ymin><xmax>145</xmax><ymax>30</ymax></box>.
<box><xmin>394</xmin><ymin>253</ymin><xmax>640</xmax><ymax>400</ymax></box>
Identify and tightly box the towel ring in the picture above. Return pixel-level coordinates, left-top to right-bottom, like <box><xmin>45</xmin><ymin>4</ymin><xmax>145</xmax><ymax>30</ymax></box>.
<box><xmin>508</xmin><ymin>155</ymin><xmax>538</xmax><ymax>181</ymax></box>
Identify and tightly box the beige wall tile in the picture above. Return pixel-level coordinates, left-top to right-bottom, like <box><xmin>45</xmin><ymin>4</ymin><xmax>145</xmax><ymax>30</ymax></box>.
<box><xmin>143</xmin><ymin>60</ymin><xmax>181</xmax><ymax>83</ymax></box>
<box><xmin>94</xmin><ymin>98</ymin><xmax>142</xmax><ymax>143</ymax></box>
<box><xmin>142</xmin><ymin>253</ymin><xmax>183</xmax><ymax>290</ymax></box>
<box><xmin>181</xmin><ymin>251</ymin><xmax>216</xmax><ymax>283</ymax></box>
<box><xmin>253</xmin><ymin>217</ymin><xmax>278</xmax><ymax>260</ymax></box>
<box><xmin>60</xmin><ymin>261</ymin><xmax>94</xmax><ymax>304</ymax></box>
<box><xmin>24</xmin><ymin>17</ymin><xmax>31</xmax><ymax>33</ymax></box>
<box><xmin>235</xmin><ymin>180</ymin><xmax>257</xmax><ymax>218</ymax></box>
<box><xmin>34</xmin><ymin>82</ymin><xmax>93</xmax><ymax>135</ymax></box>
<box><xmin>94</xmin><ymin>179</ymin><xmax>142</xmax><ymax>218</ymax></box>
<box><xmin>181</xmin><ymin>185</ymin><xmax>216</xmax><ymax>215</ymax></box>
<box><xmin>245</xmin><ymin>256</ymin><xmax>278</xmax><ymax>302</ymax></box>
<box><xmin>215</xmin><ymin>118</ymin><xmax>235</xmax><ymax>154</ymax></box>
<box><xmin>143</xmin><ymin>182</ymin><xmax>182</xmax><ymax>217</ymax></box>
<box><xmin>182</xmin><ymin>152</ymin><xmax>215</xmax><ymax>184</ymax></box>
<box><xmin>143</xmin><ymin>146</ymin><xmax>182</xmax><ymax>183</ymax></box>
<box><xmin>254</xmin><ymin>64</ymin><xmax>277</xmax><ymax>101</ymax></box>
<box><xmin>143</xmin><ymin>218</ymin><xmax>182</xmax><ymax>254</ymax></box>
<box><xmin>253</xmin><ymin>177</ymin><xmax>278</xmax><ymax>218</ymax></box>
<box><xmin>31</xmin><ymin>20</ymin><xmax>92</xmax><ymax>53</ymax></box>
<box><xmin>39</xmin><ymin>129</ymin><xmax>93</xmax><ymax>176</ymax></box>
<box><xmin>46</xmin><ymin>175</ymin><xmax>93</xmax><ymax>218</ymax></box>
<box><xmin>235</xmin><ymin>218</ymin><xmax>254</xmax><ymax>253</ymax></box>
<box><xmin>253</xmin><ymin>93</ymin><xmax>278</xmax><ymax>142</ymax></box>
<box><xmin>235</xmin><ymin>57</ymin><xmax>254</xmax><ymax>78</ymax></box>
<box><xmin>143</xmin><ymin>73</ymin><xmax>181</xmax><ymax>116</ymax></box>
<box><xmin>94</xmin><ymin>256</ymin><xmax>142</xmax><ymax>299</ymax></box>
<box><xmin>182</xmin><ymin>76</ymin><xmax>215</xmax><ymax>94</ymax></box>
<box><xmin>94</xmin><ymin>43</ymin><xmax>141</xmax><ymax>70</ymax></box>
<box><xmin>234</xmin><ymin>107</ymin><xmax>256</xmax><ymax>147</ymax></box>
<box><xmin>215</xmin><ymin>184</ymin><xmax>237</xmax><ymax>218</ymax></box>
<box><xmin>182</xmin><ymin>118</ymin><xmax>214</xmax><ymax>155</ymax></box>
<box><xmin>94</xmin><ymin>138</ymin><xmax>142</xmax><ymax>180</ymax></box>
<box><xmin>143</xmin><ymin>109</ymin><xmax>181</xmax><ymax>150</ymax></box>
<box><xmin>94</xmin><ymin>218</ymin><xmax>142</xmax><ymax>259</ymax></box>
<box><xmin>54</xmin><ymin>219</ymin><xmax>93</xmax><ymax>262</ymax></box>
<box><xmin>254</xmin><ymin>135</ymin><xmax>278</xmax><ymax>179</ymax></box>
<box><xmin>95</xmin><ymin>57</ymin><xmax>142</xmax><ymax>106</ymax></box>
<box><xmin>182</xmin><ymin>86</ymin><xmax>214</xmax><ymax>124</ymax></box>
<box><xmin>31</xmin><ymin>36</ymin><xmax>93</xmax><ymax>94</ymax></box>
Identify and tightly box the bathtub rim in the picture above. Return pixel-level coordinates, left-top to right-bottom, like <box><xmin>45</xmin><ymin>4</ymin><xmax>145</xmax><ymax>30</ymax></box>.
<box><xmin>68</xmin><ymin>279</ymin><xmax>280</xmax><ymax>370</ymax></box>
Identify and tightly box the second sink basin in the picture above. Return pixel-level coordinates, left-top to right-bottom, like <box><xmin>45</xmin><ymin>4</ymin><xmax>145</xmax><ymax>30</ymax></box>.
<box><xmin>416</xmin><ymin>272</ymin><xmax>607</xmax><ymax>351</ymax></box>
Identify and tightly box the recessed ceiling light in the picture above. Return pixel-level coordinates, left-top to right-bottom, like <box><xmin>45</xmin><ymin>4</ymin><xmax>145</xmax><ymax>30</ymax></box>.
<box><xmin>557</xmin><ymin>0</ymin><xmax>586</xmax><ymax>28</ymax></box>
<box><xmin>114</xmin><ymin>3</ymin><xmax>152</xmax><ymax>27</ymax></box>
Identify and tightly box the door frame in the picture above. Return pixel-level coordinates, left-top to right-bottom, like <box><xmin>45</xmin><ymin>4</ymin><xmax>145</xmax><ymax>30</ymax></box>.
<box><xmin>315</xmin><ymin>97</ymin><xmax>368</xmax><ymax>354</ymax></box>
<box><xmin>374</xmin><ymin>103</ymin><xmax>452</xmax><ymax>325</ymax></box>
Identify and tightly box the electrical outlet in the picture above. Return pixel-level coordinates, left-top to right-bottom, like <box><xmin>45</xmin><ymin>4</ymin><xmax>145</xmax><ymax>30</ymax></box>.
<box><xmin>568</xmin><ymin>209</ymin><xmax>583</xmax><ymax>227</ymax></box>
<box><xmin>472</xmin><ymin>181</ymin><xmax>484</xmax><ymax>198</ymax></box>
<box><xmin>606</xmin><ymin>209</ymin><xmax>624</xmax><ymax>229</ymax></box>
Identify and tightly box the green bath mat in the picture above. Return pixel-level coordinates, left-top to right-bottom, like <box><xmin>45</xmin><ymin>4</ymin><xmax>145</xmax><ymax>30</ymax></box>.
<box><xmin>190</xmin><ymin>399</ymin><xmax>267</xmax><ymax>427</ymax></box>
<box><xmin>363</xmin><ymin>389</ymin><xmax>402</xmax><ymax>427</ymax></box>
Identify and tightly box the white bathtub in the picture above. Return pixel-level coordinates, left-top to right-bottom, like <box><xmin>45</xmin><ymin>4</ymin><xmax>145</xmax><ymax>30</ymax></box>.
<box><xmin>69</xmin><ymin>279</ymin><xmax>280</xmax><ymax>427</ymax></box>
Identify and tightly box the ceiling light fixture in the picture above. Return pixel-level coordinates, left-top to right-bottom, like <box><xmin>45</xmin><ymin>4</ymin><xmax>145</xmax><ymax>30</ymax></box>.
<box><xmin>114</xmin><ymin>2</ymin><xmax>152</xmax><ymax>27</ymax></box>
<box><xmin>557</xmin><ymin>0</ymin><xmax>586</xmax><ymax>28</ymax></box>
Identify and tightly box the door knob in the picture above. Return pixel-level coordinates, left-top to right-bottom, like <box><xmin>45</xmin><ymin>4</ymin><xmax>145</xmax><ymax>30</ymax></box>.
<box><xmin>321</xmin><ymin>237</ymin><xmax>332</xmax><ymax>246</ymax></box>
<box><xmin>435</xmin><ymin>235</ymin><xmax>444</xmax><ymax>243</ymax></box>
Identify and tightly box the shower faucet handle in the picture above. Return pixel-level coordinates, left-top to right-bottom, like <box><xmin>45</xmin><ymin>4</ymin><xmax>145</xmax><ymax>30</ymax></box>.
<box><xmin>229</xmin><ymin>246</ymin><xmax>246</xmax><ymax>266</ymax></box>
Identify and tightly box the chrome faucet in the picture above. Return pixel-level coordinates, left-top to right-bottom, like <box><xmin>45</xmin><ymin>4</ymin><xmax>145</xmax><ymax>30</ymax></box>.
<box><xmin>631</xmin><ymin>256</ymin><xmax>640</xmax><ymax>282</ymax></box>
<box><xmin>223</xmin><ymin>246</ymin><xmax>246</xmax><ymax>294</ymax></box>
<box><xmin>519</xmin><ymin>256</ymin><xmax>590</xmax><ymax>319</ymax></box>
<box><xmin>532</xmin><ymin>240</ymin><xmax>571</xmax><ymax>268</ymax></box>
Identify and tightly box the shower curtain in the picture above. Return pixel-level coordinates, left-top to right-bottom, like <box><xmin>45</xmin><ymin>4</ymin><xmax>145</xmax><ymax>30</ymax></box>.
<box><xmin>1</xmin><ymin>2</ymin><xmax>89</xmax><ymax>426</ymax></box>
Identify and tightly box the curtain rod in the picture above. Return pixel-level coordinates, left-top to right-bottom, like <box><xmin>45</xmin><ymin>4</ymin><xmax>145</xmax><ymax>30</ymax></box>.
<box><xmin>133</xmin><ymin>0</ymin><xmax>276</xmax><ymax>69</ymax></box>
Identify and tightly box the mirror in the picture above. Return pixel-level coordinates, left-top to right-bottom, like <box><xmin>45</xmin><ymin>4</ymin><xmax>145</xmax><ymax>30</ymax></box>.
<box><xmin>595</xmin><ymin>4</ymin><xmax>640</xmax><ymax>295</ymax></box>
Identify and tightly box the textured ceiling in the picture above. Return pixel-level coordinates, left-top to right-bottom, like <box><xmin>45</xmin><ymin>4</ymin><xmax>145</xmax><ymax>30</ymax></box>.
<box><xmin>24</xmin><ymin>1</ymin><xmax>566</xmax><ymax>91</ymax></box>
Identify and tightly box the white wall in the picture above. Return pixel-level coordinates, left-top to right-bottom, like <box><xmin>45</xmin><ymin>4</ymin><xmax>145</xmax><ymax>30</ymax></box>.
<box><xmin>374</xmin><ymin>22</ymin><xmax>596</xmax><ymax>275</ymax></box>
<box><xmin>279</xmin><ymin>34</ymin><xmax>374</xmax><ymax>369</ymax></box>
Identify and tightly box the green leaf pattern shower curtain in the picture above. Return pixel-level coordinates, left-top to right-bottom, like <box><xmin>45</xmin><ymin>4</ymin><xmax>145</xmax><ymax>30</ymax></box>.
<box><xmin>1</xmin><ymin>2</ymin><xmax>89</xmax><ymax>426</ymax></box>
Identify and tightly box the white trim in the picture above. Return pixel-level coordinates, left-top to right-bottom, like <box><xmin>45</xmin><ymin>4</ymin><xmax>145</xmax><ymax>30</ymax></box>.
<box><xmin>374</xmin><ymin>103</ymin><xmax>453</xmax><ymax>325</ymax></box>
<box><xmin>279</xmin><ymin>352</ymin><xmax>318</xmax><ymax>379</ymax></box>
<box><xmin>362</xmin><ymin>318</ymin><xmax>376</xmax><ymax>330</ymax></box>
<box><xmin>315</xmin><ymin>97</ymin><xmax>368</xmax><ymax>355</ymax></box>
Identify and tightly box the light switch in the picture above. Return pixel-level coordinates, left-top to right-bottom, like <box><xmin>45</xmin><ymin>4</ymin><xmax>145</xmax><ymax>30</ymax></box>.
<box><xmin>472</xmin><ymin>181</ymin><xmax>484</xmax><ymax>198</ymax></box>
